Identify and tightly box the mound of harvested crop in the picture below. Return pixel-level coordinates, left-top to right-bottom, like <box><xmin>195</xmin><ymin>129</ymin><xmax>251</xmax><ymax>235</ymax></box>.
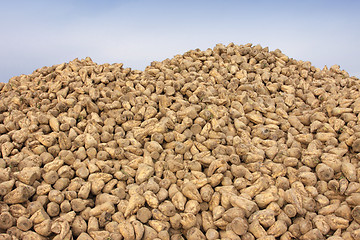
<box><xmin>0</xmin><ymin>43</ymin><xmax>360</xmax><ymax>240</ymax></box>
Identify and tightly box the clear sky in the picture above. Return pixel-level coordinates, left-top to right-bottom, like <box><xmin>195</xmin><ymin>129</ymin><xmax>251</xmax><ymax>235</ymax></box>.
<box><xmin>1</xmin><ymin>0</ymin><xmax>359</xmax><ymax>82</ymax></box>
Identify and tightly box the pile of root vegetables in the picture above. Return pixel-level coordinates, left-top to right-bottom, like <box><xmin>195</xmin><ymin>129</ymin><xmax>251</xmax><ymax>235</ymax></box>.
<box><xmin>1</xmin><ymin>43</ymin><xmax>360</xmax><ymax>240</ymax></box>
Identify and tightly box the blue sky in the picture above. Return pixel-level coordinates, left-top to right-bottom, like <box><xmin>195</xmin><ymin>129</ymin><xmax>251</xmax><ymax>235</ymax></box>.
<box><xmin>1</xmin><ymin>0</ymin><xmax>359</xmax><ymax>82</ymax></box>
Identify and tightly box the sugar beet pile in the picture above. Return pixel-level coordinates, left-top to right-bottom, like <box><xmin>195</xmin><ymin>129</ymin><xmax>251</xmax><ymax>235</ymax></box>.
<box><xmin>0</xmin><ymin>43</ymin><xmax>360</xmax><ymax>240</ymax></box>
